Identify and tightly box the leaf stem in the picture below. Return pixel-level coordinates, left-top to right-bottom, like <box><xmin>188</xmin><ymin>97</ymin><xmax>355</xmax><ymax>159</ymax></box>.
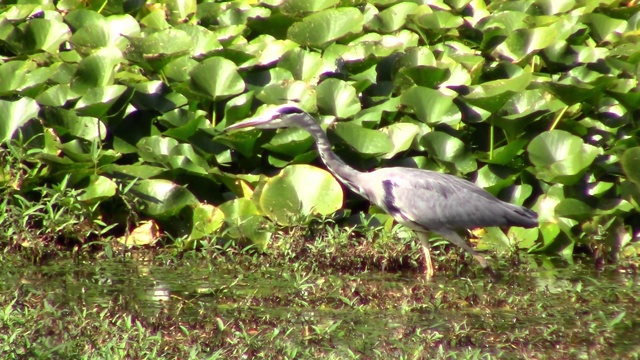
<box><xmin>549</xmin><ymin>106</ymin><xmax>569</xmax><ymax>131</ymax></box>
<box><xmin>489</xmin><ymin>123</ymin><xmax>494</xmax><ymax>160</ymax></box>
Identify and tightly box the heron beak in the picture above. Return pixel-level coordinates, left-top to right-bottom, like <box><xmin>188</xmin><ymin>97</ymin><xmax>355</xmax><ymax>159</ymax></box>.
<box><xmin>224</xmin><ymin>115</ymin><xmax>273</xmax><ymax>131</ymax></box>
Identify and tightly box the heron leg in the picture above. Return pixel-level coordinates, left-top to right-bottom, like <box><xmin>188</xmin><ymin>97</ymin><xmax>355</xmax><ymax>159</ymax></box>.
<box><xmin>416</xmin><ymin>232</ymin><xmax>434</xmax><ymax>278</ymax></box>
<box><xmin>434</xmin><ymin>229</ymin><xmax>499</xmax><ymax>280</ymax></box>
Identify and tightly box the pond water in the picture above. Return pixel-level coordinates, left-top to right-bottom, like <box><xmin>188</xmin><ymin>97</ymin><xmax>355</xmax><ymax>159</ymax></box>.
<box><xmin>2</xmin><ymin>252</ymin><xmax>639</xmax><ymax>358</ymax></box>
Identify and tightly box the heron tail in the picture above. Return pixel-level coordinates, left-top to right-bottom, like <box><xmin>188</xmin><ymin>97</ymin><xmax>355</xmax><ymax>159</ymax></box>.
<box><xmin>505</xmin><ymin>204</ymin><xmax>539</xmax><ymax>228</ymax></box>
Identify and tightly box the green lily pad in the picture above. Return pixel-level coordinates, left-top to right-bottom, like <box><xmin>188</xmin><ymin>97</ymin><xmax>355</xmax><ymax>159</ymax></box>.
<box><xmin>316</xmin><ymin>79</ymin><xmax>361</xmax><ymax>118</ymax></box>
<box><xmin>0</xmin><ymin>97</ymin><xmax>40</xmax><ymax>144</ymax></box>
<box><xmin>527</xmin><ymin>130</ymin><xmax>599</xmax><ymax>183</ymax></box>
<box><xmin>481</xmin><ymin>138</ymin><xmax>528</xmax><ymax>165</ymax></box>
<box><xmin>220</xmin><ymin>198</ymin><xmax>272</xmax><ymax>250</ymax></box>
<box><xmin>74</xmin><ymin>85</ymin><xmax>127</xmax><ymax>117</ymax></box>
<box><xmin>24</xmin><ymin>18</ymin><xmax>71</xmax><ymax>53</ymax></box>
<box><xmin>127</xmin><ymin>28</ymin><xmax>193</xmax><ymax>70</ymax></box>
<box><xmin>35</xmin><ymin>84</ymin><xmax>81</xmax><ymax>107</ymax></box>
<box><xmin>287</xmin><ymin>7</ymin><xmax>364</xmax><ymax>47</ymax></box>
<box><xmin>333</xmin><ymin>122</ymin><xmax>394</xmax><ymax>157</ymax></box>
<box><xmin>189</xmin><ymin>203</ymin><xmax>225</xmax><ymax>241</ymax></box>
<box><xmin>367</xmin><ymin>2</ymin><xmax>419</xmax><ymax>33</ymax></box>
<box><xmin>281</xmin><ymin>0</ymin><xmax>340</xmax><ymax>14</ymax></box>
<box><xmin>463</xmin><ymin>64</ymin><xmax>532</xmax><ymax>112</ymax></box>
<box><xmin>189</xmin><ymin>57</ymin><xmax>245</xmax><ymax>100</ymax></box>
<box><xmin>71</xmin><ymin>46</ymin><xmax>123</xmax><ymax>94</ymax></box>
<box><xmin>259</xmin><ymin>164</ymin><xmax>343</xmax><ymax>226</ymax></box>
<box><xmin>255</xmin><ymin>80</ymin><xmax>316</xmax><ymax>109</ymax></box>
<box><xmin>379</xmin><ymin>122</ymin><xmax>421</xmax><ymax>159</ymax></box>
<box><xmin>278</xmin><ymin>48</ymin><xmax>325</xmax><ymax>82</ymax></box>
<box><xmin>78</xmin><ymin>175</ymin><xmax>117</xmax><ymax>203</ymax></box>
<box><xmin>621</xmin><ymin>147</ymin><xmax>640</xmax><ymax>186</ymax></box>
<box><xmin>101</xmin><ymin>164</ymin><xmax>166</xmax><ymax>180</ymax></box>
<box><xmin>401</xmin><ymin>86</ymin><xmax>460</xmax><ymax>126</ymax></box>
<box><xmin>414</xmin><ymin>9</ymin><xmax>464</xmax><ymax>30</ymax></box>
<box><xmin>0</xmin><ymin>61</ymin><xmax>31</xmax><ymax>95</ymax></box>
<box><xmin>555</xmin><ymin>198</ymin><xmax>593</xmax><ymax>221</ymax></box>
<box><xmin>421</xmin><ymin>131</ymin><xmax>477</xmax><ymax>174</ymax></box>
<box><xmin>168</xmin><ymin>144</ymin><xmax>210</xmax><ymax>174</ymax></box>
<box><xmin>582</xmin><ymin>13</ymin><xmax>626</xmax><ymax>43</ymax></box>
<box><xmin>175</xmin><ymin>24</ymin><xmax>222</xmax><ymax>57</ymax></box>
<box><xmin>136</xmin><ymin>136</ymin><xmax>179</xmax><ymax>164</ymax></box>
<box><xmin>262</xmin><ymin>127</ymin><xmax>313</xmax><ymax>156</ymax></box>
<box><xmin>133</xmin><ymin>179</ymin><xmax>198</xmax><ymax>219</ymax></box>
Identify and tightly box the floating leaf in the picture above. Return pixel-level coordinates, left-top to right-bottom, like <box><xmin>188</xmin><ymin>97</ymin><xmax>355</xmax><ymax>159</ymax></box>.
<box><xmin>555</xmin><ymin>198</ymin><xmax>593</xmax><ymax>221</ymax></box>
<box><xmin>367</xmin><ymin>2</ymin><xmax>419</xmax><ymax>33</ymax></box>
<box><xmin>133</xmin><ymin>179</ymin><xmax>198</xmax><ymax>218</ymax></box>
<box><xmin>281</xmin><ymin>0</ymin><xmax>340</xmax><ymax>13</ymax></box>
<box><xmin>333</xmin><ymin>122</ymin><xmax>393</xmax><ymax>157</ymax></box>
<box><xmin>117</xmin><ymin>221</ymin><xmax>160</xmax><ymax>247</ymax></box>
<box><xmin>401</xmin><ymin>86</ymin><xmax>460</xmax><ymax>126</ymax></box>
<box><xmin>78</xmin><ymin>175</ymin><xmax>117</xmax><ymax>202</ymax></box>
<box><xmin>0</xmin><ymin>98</ymin><xmax>41</xmax><ymax>144</ymax></box>
<box><xmin>621</xmin><ymin>147</ymin><xmax>640</xmax><ymax>186</ymax></box>
<box><xmin>260</xmin><ymin>164</ymin><xmax>343</xmax><ymax>225</ymax></box>
<box><xmin>287</xmin><ymin>8</ymin><xmax>364</xmax><ymax>47</ymax></box>
<box><xmin>24</xmin><ymin>18</ymin><xmax>71</xmax><ymax>53</ymax></box>
<box><xmin>220</xmin><ymin>198</ymin><xmax>271</xmax><ymax>250</ymax></box>
<box><xmin>189</xmin><ymin>203</ymin><xmax>225</xmax><ymax>241</ymax></box>
<box><xmin>316</xmin><ymin>79</ymin><xmax>361</xmax><ymax>118</ymax></box>
<box><xmin>421</xmin><ymin>131</ymin><xmax>477</xmax><ymax>173</ymax></box>
<box><xmin>278</xmin><ymin>48</ymin><xmax>325</xmax><ymax>82</ymax></box>
<box><xmin>75</xmin><ymin>85</ymin><xmax>127</xmax><ymax>117</ymax></box>
<box><xmin>189</xmin><ymin>57</ymin><xmax>245</xmax><ymax>100</ymax></box>
<box><xmin>527</xmin><ymin>130</ymin><xmax>599</xmax><ymax>183</ymax></box>
<box><xmin>71</xmin><ymin>47</ymin><xmax>123</xmax><ymax>93</ymax></box>
<box><xmin>379</xmin><ymin>122</ymin><xmax>421</xmax><ymax>159</ymax></box>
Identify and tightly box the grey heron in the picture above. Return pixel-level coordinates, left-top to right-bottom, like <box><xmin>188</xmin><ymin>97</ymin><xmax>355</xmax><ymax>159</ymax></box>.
<box><xmin>225</xmin><ymin>104</ymin><xmax>539</xmax><ymax>278</ymax></box>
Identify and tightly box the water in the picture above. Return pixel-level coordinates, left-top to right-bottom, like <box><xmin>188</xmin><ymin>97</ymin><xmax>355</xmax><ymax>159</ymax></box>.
<box><xmin>2</xmin><ymin>252</ymin><xmax>639</xmax><ymax>358</ymax></box>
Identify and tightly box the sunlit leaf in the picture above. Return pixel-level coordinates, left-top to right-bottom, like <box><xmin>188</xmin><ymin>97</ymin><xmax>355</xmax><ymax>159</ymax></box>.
<box><xmin>316</xmin><ymin>79</ymin><xmax>361</xmax><ymax>118</ymax></box>
<box><xmin>281</xmin><ymin>0</ymin><xmax>340</xmax><ymax>13</ymax></box>
<box><xmin>71</xmin><ymin>46</ymin><xmax>123</xmax><ymax>93</ymax></box>
<box><xmin>220</xmin><ymin>198</ymin><xmax>272</xmax><ymax>250</ymax></box>
<box><xmin>189</xmin><ymin>57</ymin><xmax>245</xmax><ymax>100</ymax></box>
<box><xmin>74</xmin><ymin>85</ymin><xmax>127</xmax><ymax>117</ymax></box>
<box><xmin>116</xmin><ymin>221</ymin><xmax>160</xmax><ymax>247</ymax></box>
<box><xmin>133</xmin><ymin>179</ymin><xmax>198</xmax><ymax>218</ymax></box>
<box><xmin>260</xmin><ymin>165</ymin><xmax>343</xmax><ymax>225</ymax></box>
<box><xmin>401</xmin><ymin>87</ymin><xmax>460</xmax><ymax>126</ymax></box>
<box><xmin>78</xmin><ymin>175</ymin><xmax>117</xmax><ymax>202</ymax></box>
<box><xmin>287</xmin><ymin>7</ymin><xmax>364</xmax><ymax>47</ymax></box>
<box><xmin>367</xmin><ymin>2</ymin><xmax>419</xmax><ymax>33</ymax></box>
<box><xmin>333</xmin><ymin>122</ymin><xmax>393</xmax><ymax>157</ymax></box>
<box><xmin>527</xmin><ymin>130</ymin><xmax>599</xmax><ymax>183</ymax></box>
<box><xmin>379</xmin><ymin>122</ymin><xmax>421</xmax><ymax>159</ymax></box>
<box><xmin>621</xmin><ymin>147</ymin><xmax>640</xmax><ymax>186</ymax></box>
<box><xmin>24</xmin><ymin>18</ymin><xmax>71</xmax><ymax>53</ymax></box>
<box><xmin>421</xmin><ymin>131</ymin><xmax>477</xmax><ymax>173</ymax></box>
<box><xmin>0</xmin><ymin>98</ymin><xmax>40</xmax><ymax>144</ymax></box>
<box><xmin>189</xmin><ymin>203</ymin><xmax>225</xmax><ymax>241</ymax></box>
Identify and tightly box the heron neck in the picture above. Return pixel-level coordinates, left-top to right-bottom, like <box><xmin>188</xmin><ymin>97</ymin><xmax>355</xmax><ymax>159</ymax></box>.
<box><xmin>302</xmin><ymin>119</ymin><xmax>368</xmax><ymax>198</ymax></box>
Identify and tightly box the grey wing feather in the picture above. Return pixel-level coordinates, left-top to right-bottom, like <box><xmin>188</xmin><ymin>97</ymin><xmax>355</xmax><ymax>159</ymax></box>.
<box><xmin>369</xmin><ymin>168</ymin><xmax>538</xmax><ymax>231</ymax></box>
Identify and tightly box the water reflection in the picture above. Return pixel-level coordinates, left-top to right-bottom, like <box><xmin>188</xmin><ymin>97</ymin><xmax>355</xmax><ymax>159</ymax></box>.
<box><xmin>3</xmin><ymin>252</ymin><xmax>639</xmax><ymax>356</ymax></box>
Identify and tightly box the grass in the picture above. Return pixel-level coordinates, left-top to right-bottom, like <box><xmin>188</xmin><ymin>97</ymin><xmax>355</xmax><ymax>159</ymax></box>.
<box><xmin>1</xmin><ymin>228</ymin><xmax>639</xmax><ymax>359</ymax></box>
<box><xmin>2</xmin><ymin>144</ymin><xmax>639</xmax><ymax>358</ymax></box>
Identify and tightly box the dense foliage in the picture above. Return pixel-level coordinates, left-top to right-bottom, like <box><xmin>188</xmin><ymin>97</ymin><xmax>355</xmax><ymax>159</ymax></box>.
<box><xmin>1</xmin><ymin>0</ymin><xmax>639</xmax><ymax>261</ymax></box>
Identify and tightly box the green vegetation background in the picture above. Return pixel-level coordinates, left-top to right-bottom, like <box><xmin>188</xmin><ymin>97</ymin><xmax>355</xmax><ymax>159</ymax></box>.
<box><xmin>1</xmin><ymin>0</ymin><xmax>639</xmax><ymax>263</ymax></box>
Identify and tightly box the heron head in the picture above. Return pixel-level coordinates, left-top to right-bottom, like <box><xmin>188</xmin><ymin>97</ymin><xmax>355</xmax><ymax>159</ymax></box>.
<box><xmin>225</xmin><ymin>104</ymin><xmax>311</xmax><ymax>131</ymax></box>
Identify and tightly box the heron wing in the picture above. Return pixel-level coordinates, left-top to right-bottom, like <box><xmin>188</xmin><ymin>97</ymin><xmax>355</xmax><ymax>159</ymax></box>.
<box><xmin>366</xmin><ymin>167</ymin><xmax>537</xmax><ymax>231</ymax></box>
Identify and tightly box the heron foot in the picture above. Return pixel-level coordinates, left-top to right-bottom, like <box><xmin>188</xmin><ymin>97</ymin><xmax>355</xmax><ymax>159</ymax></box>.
<box><xmin>484</xmin><ymin>266</ymin><xmax>503</xmax><ymax>282</ymax></box>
